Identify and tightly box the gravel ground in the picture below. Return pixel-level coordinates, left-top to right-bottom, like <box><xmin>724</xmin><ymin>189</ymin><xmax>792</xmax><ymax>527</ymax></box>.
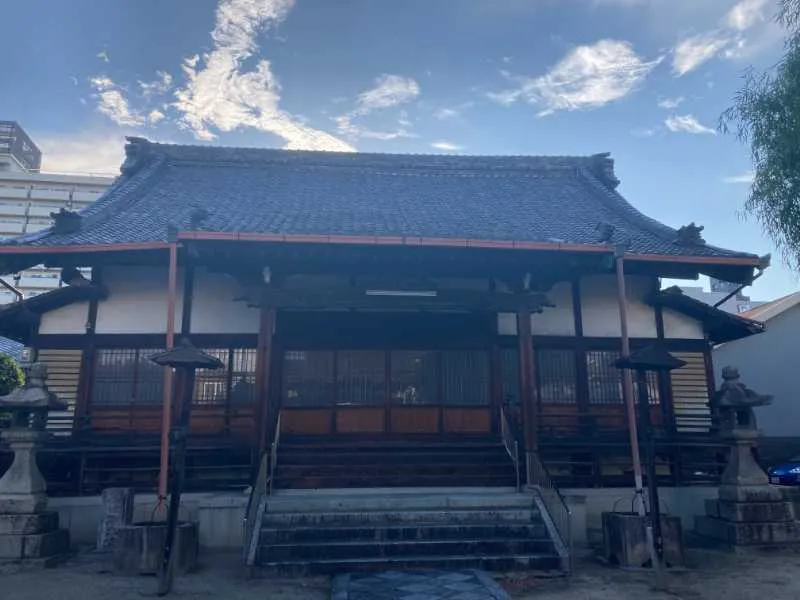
<box><xmin>4</xmin><ymin>547</ymin><xmax>800</xmax><ymax>600</ymax></box>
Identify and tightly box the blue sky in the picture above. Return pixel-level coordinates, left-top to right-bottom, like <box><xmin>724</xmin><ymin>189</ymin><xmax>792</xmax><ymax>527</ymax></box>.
<box><xmin>0</xmin><ymin>0</ymin><xmax>795</xmax><ymax>300</ymax></box>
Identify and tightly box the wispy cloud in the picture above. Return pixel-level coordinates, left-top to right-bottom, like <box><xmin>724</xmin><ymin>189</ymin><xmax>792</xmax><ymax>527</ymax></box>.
<box><xmin>335</xmin><ymin>74</ymin><xmax>420</xmax><ymax>141</ymax></box>
<box><xmin>96</xmin><ymin>50</ymin><xmax>110</xmax><ymax>63</ymax></box>
<box><xmin>434</xmin><ymin>108</ymin><xmax>459</xmax><ymax>120</ymax></box>
<box><xmin>726</xmin><ymin>0</ymin><xmax>769</xmax><ymax>31</ymax></box>
<box><xmin>147</xmin><ymin>109</ymin><xmax>166</xmax><ymax>125</ymax></box>
<box><xmin>173</xmin><ymin>0</ymin><xmax>353</xmax><ymax>151</ymax></box>
<box><xmin>665</xmin><ymin>114</ymin><xmax>716</xmax><ymax>135</ymax></box>
<box><xmin>488</xmin><ymin>40</ymin><xmax>661</xmax><ymax>115</ymax></box>
<box><xmin>657</xmin><ymin>96</ymin><xmax>684</xmax><ymax>109</ymax></box>
<box><xmin>36</xmin><ymin>131</ymin><xmax>127</xmax><ymax>175</ymax></box>
<box><xmin>723</xmin><ymin>172</ymin><xmax>755</xmax><ymax>184</ymax></box>
<box><xmin>431</xmin><ymin>141</ymin><xmax>465</xmax><ymax>151</ymax></box>
<box><xmin>672</xmin><ymin>0</ymin><xmax>776</xmax><ymax>76</ymax></box>
<box><xmin>139</xmin><ymin>71</ymin><xmax>173</xmax><ymax>98</ymax></box>
<box><xmin>672</xmin><ymin>32</ymin><xmax>731</xmax><ymax>76</ymax></box>
<box><xmin>90</xmin><ymin>77</ymin><xmax>145</xmax><ymax>127</ymax></box>
<box><xmin>631</xmin><ymin>126</ymin><xmax>659</xmax><ymax>137</ymax></box>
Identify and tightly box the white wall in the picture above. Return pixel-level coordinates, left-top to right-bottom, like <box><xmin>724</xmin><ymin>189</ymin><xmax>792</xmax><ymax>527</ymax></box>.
<box><xmin>95</xmin><ymin>266</ymin><xmax>184</xmax><ymax>334</ymax></box>
<box><xmin>581</xmin><ymin>275</ymin><xmax>657</xmax><ymax>338</ymax></box>
<box><xmin>498</xmin><ymin>281</ymin><xmax>575</xmax><ymax>336</ymax></box>
<box><xmin>662</xmin><ymin>307</ymin><xmax>704</xmax><ymax>339</ymax></box>
<box><xmin>39</xmin><ymin>301</ymin><xmax>89</xmax><ymax>334</ymax></box>
<box><xmin>191</xmin><ymin>269</ymin><xmax>260</xmax><ymax>334</ymax></box>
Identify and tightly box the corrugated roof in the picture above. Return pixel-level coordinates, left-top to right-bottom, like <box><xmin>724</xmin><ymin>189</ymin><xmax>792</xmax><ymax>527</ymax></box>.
<box><xmin>740</xmin><ymin>291</ymin><xmax>800</xmax><ymax>322</ymax></box>
<box><xmin>2</xmin><ymin>138</ymin><xmax>757</xmax><ymax>261</ymax></box>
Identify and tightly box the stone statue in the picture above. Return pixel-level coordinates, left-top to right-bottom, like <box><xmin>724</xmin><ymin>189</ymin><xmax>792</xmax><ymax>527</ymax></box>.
<box><xmin>0</xmin><ymin>363</ymin><xmax>66</xmax><ymax>430</ymax></box>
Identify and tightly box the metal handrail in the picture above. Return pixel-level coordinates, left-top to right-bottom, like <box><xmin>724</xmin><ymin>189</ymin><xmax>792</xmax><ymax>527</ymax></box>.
<box><xmin>500</xmin><ymin>407</ymin><xmax>521</xmax><ymax>491</ymax></box>
<box><xmin>242</xmin><ymin>410</ymin><xmax>282</xmax><ymax>567</ymax></box>
<box><xmin>527</xmin><ymin>452</ymin><xmax>573</xmax><ymax>574</ymax></box>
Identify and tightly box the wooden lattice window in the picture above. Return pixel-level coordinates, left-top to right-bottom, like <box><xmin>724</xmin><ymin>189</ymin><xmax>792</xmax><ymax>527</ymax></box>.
<box><xmin>38</xmin><ymin>348</ymin><xmax>82</xmax><ymax>435</ymax></box>
<box><xmin>442</xmin><ymin>351</ymin><xmax>490</xmax><ymax>406</ymax></box>
<box><xmin>92</xmin><ymin>348</ymin><xmax>165</xmax><ymax>406</ymax></box>
<box><xmin>390</xmin><ymin>351</ymin><xmax>438</xmax><ymax>405</ymax></box>
<box><xmin>537</xmin><ymin>349</ymin><xmax>577</xmax><ymax>405</ymax></box>
<box><xmin>670</xmin><ymin>352</ymin><xmax>711</xmax><ymax>433</ymax></box>
<box><xmin>336</xmin><ymin>351</ymin><xmax>385</xmax><ymax>406</ymax></box>
<box><xmin>282</xmin><ymin>351</ymin><xmax>334</xmax><ymax>407</ymax></box>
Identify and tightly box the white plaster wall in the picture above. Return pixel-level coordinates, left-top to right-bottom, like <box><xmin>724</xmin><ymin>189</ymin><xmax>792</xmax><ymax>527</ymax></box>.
<box><xmin>581</xmin><ymin>275</ymin><xmax>657</xmax><ymax>338</ymax></box>
<box><xmin>662</xmin><ymin>307</ymin><xmax>704</xmax><ymax>340</ymax></box>
<box><xmin>497</xmin><ymin>282</ymin><xmax>575</xmax><ymax>336</ymax></box>
<box><xmin>95</xmin><ymin>266</ymin><xmax>184</xmax><ymax>334</ymax></box>
<box><xmin>39</xmin><ymin>301</ymin><xmax>89</xmax><ymax>334</ymax></box>
<box><xmin>190</xmin><ymin>269</ymin><xmax>260</xmax><ymax>334</ymax></box>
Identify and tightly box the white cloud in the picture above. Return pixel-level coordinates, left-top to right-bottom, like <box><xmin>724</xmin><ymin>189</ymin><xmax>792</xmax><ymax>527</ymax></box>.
<box><xmin>489</xmin><ymin>40</ymin><xmax>661</xmax><ymax>115</ymax></box>
<box><xmin>36</xmin><ymin>131</ymin><xmax>127</xmax><ymax>175</ymax></box>
<box><xmin>335</xmin><ymin>74</ymin><xmax>421</xmax><ymax>141</ymax></box>
<box><xmin>434</xmin><ymin>108</ymin><xmax>459</xmax><ymax>120</ymax></box>
<box><xmin>665</xmin><ymin>114</ymin><xmax>716</xmax><ymax>135</ymax></box>
<box><xmin>631</xmin><ymin>126</ymin><xmax>659</xmax><ymax>137</ymax></box>
<box><xmin>147</xmin><ymin>109</ymin><xmax>166</xmax><ymax>125</ymax></box>
<box><xmin>657</xmin><ymin>96</ymin><xmax>684</xmax><ymax>109</ymax></box>
<box><xmin>173</xmin><ymin>0</ymin><xmax>354</xmax><ymax>151</ymax></box>
<box><xmin>723</xmin><ymin>172</ymin><xmax>755</xmax><ymax>184</ymax></box>
<box><xmin>725</xmin><ymin>0</ymin><xmax>769</xmax><ymax>31</ymax></box>
<box><xmin>90</xmin><ymin>76</ymin><xmax>146</xmax><ymax>127</ymax></box>
<box><xmin>672</xmin><ymin>32</ymin><xmax>732</xmax><ymax>76</ymax></box>
<box><xmin>96</xmin><ymin>50</ymin><xmax>110</xmax><ymax>63</ymax></box>
<box><xmin>431</xmin><ymin>141</ymin><xmax>464</xmax><ymax>151</ymax></box>
<box><xmin>139</xmin><ymin>71</ymin><xmax>173</xmax><ymax>97</ymax></box>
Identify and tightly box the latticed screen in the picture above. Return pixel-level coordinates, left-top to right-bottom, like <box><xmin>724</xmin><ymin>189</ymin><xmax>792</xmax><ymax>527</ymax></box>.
<box><xmin>230</xmin><ymin>349</ymin><xmax>258</xmax><ymax>405</ymax></box>
<box><xmin>92</xmin><ymin>348</ymin><xmax>165</xmax><ymax>406</ymax></box>
<box><xmin>537</xmin><ymin>349</ymin><xmax>577</xmax><ymax>404</ymax></box>
<box><xmin>391</xmin><ymin>351</ymin><xmax>438</xmax><ymax>405</ymax></box>
<box><xmin>586</xmin><ymin>350</ymin><xmax>659</xmax><ymax>405</ymax></box>
<box><xmin>670</xmin><ymin>352</ymin><xmax>711</xmax><ymax>432</ymax></box>
<box><xmin>336</xmin><ymin>351</ymin><xmax>385</xmax><ymax>406</ymax></box>
<box><xmin>38</xmin><ymin>348</ymin><xmax>82</xmax><ymax>434</ymax></box>
<box><xmin>193</xmin><ymin>349</ymin><xmax>230</xmax><ymax>406</ymax></box>
<box><xmin>500</xmin><ymin>348</ymin><xmax>519</xmax><ymax>407</ymax></box>
<box><xmin>442</xmin><ymin>351</ymin><xmax>489</xmax><ymax>406</ymax></box>
<box><xmin>283</xmin><ymin>351</ymin><xmax>335</xmax><ymax>407</ymax></box>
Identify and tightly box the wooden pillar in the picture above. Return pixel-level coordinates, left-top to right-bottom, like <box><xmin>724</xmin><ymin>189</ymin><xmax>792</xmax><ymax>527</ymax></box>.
<box><xmin>255</xmin><ymin>304</ymin><xmax>276</xmax><ymax>457</ymax></box>
<box><xmin>517</xmin><ymin>305</ymin><xmax>538</xmax><ymax>455</ymax></box>
<box><xmin>74</xmin><ymin>266</ymin><xmax>102</xmax><ymax>431</ymax></box>
<box><xmin>157</xmin><ymin>243</ymin><xmax>179</xmax><ymax>500</ymax></box>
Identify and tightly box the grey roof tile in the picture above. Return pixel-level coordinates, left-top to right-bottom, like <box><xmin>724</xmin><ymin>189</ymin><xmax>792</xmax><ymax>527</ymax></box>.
<box><xmin>3</xmin><ymin>139</ymin><xmax>755</xmax><ymax>260</ymax></box>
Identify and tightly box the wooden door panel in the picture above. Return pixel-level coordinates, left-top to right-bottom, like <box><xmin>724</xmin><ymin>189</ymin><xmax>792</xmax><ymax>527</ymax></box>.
<box><xmin>336</xmin><ymin>408</ymin><xmax>385</xmax><ymax>434</ymax></box>
<box><xmin>281</xmin><ymin>409</ymin><xmax>333</xmax><ymax>435</ymax></box>
<box><xmin>390</xmin><ymin>407</ymin><xmax>439</xmax><ymax>434</ymax></box>
<box><xmin>443</xmin><ymin>408</ymin><xmax>491</xmax><ymax>434</ymax></box>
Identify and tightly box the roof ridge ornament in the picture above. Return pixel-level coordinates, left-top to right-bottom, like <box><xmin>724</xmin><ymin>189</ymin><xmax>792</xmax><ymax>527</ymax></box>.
<box><xmin>50</xmin><ymin>207</ymin><xmax>82</xmax><ymax>234</ymax></box>
<box><xmin>596</xmin><ymin>221</ymin><xmax>615</xmax><ymax>243</ymax></box>
<box><xmin>675</xmin><ymin>222</ymin><xmax>706</xmax><ymax>246</ymax></box>
<box><xmin>121</xmin><ymin>137</ymin><xmax>153</xmax><ymax>177</ymax></box>
<box><xmin>590</xmin><ymin>153</ymin><xmax>620</xmax><ymax>189</ymax></box>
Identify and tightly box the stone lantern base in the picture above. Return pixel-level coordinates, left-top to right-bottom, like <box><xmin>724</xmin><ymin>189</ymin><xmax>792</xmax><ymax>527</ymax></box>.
<box><xmin>695</xmin><ymin>434</ymin><xmax>800</xmax><ymax>548</ymax></box>
<box><xmin>0</xmin><ymin>429</ymin><xmax>69</xmax><ymax>568</ymax></box>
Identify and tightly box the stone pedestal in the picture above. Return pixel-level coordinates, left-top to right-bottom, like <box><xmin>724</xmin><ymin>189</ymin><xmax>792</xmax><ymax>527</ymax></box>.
<box><xmin>97</xmin><ymin>488</ymin><xmax>135</xmax><ymax>552</ymax></box>
<box><xmin>0</xmin><ymin>428</ymin><xmax>69</xmax><ymax>567</ymax></box>
<box><xmin>602</xmin><ymin>511</ymin><xmax>685</xmax><ymax>568</ymax></box>
<box><xmin>695</xmin><ymin>432</ymin><xmax>800</xmax><ymax>548</ymax></box>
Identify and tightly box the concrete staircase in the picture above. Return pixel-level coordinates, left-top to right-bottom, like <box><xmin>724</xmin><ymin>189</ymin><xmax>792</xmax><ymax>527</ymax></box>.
<box><xmin>254</xmin><ymin>488</ymin><xmax>566</xmax><ymax>575</ymax></box>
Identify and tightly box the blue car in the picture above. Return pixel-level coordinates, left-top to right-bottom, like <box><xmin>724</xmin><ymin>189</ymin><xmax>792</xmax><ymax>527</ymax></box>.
<box><xmin>769</xmin><ymin>456</ymin><xmax>800</xmax><ymax>486</ymax></box>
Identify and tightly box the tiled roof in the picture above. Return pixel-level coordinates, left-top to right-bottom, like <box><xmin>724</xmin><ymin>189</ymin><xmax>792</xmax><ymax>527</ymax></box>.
<box><xmin>0</xmin><ymin>337</ymin><xmax>22</xmax><ymax>361</ymax></box>
<box><xmin>4</xmin><ymin>138</ymin><xmax>756</xmax><ymax>260</ymax></box>
<box><xmin>740</xmin><ymin>291</ymin><xmax>800</xmax><ymax>322</ymax></box>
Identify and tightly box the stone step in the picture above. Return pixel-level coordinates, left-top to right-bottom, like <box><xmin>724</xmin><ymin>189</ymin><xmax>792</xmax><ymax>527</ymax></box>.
<box><xmin>262</xmin><ymin>508</ymin><xmax>540</xmax><ymax>527</ymax></box>
<box><xmin>275</xmin><ymin>473</ymin><xmax>517</xmax><ymax>489</ymax></box>
<box><xmin>279</xmin><ymin>450</ymin><xmax>511</xmax><ymax>465</ymax></box>
<box><xmin>256</xmin><ymin>552</ymin><xmax>563</xmax><ymax>576</ymax></box>
<box><xmin>277</xmin><ymin>463</ymin><xmax>514</xmax><ymax>475</ymax></box>
<box><xmin>265</xmin><ymin>488</ymin><xmax>531</xmax><ymax>513</ymax></box>
<box><xmin>695</xmin><ymin>515</ymin><xmax>800</xmax><ymax>546</ymax></box>
<box><xmin>260</xmin><ymin>521</ymin><xmax>549</xmax><ymax>544</ymax></box>
<box><xmin>260</xmin><ymin>537</ymin><xmax>557</xmax><ymax>562</ymax></box>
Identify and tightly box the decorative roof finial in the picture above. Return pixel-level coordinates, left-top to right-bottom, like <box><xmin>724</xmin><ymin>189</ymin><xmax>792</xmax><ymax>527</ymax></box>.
<box><xmin>596</xmin><ymin>221</ymin><xmax>615</xmax><ymax>243</ymax></box>
<box><xmin>675</xmin><ymin>222</ymin><xmax>706</xmax><ymax>246</ymax></box>
<box><xmin>121</xmin><ymin>137</ymin><xmax>152</xmax><ymax>177</ymax></box>
<box><xmin>50</xmin><ymin>208</ymin><xmax>82</xmax><ymax>234</ymax></box>
<box><xmin>590</xmin><ymin>153</ymin><xmax>620</xmax><ymax>189</ymax></box>
<box><xmin>189</xmin><ymin>207</ymin><xmax>211</xmax><ymax>229</ymax></box>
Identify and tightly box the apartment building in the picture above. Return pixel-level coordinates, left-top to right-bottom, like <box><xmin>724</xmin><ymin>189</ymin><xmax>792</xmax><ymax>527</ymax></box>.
<box><xmin>0</xmin><ymin>121</ymin><xmax>114</xmax><ymax>304</ymax></box>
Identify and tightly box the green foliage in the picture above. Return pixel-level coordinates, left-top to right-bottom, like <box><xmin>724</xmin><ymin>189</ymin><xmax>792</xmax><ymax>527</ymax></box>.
<box><xmin>720</xmin><ymin>0</ymin><xmax>800</xmax><ymax>268</ymax></box>
<box><xmin>0</xmin><ymin>353</ymin><xmax>24</xmax><ymax>397</ymax></box>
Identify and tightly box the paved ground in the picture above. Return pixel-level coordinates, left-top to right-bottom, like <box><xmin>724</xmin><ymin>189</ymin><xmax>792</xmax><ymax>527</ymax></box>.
<box><xmin>331</xmin><ymin>570</ymin><xmax>510</xmax><ymax>600</ymax></box>
<box><xmin>4</xmin><ymin>547</ymin><xmax>800</xmax><ymax>599</ymax></box>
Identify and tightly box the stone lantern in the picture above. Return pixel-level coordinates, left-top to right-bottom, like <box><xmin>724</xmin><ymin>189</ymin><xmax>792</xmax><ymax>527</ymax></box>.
<box><xmin>0</xmin><ymin>363</ymin><xmax>69</xmax><ymax>567</ymax></box>
<box><xmin>696</xmin><ymin>367</ymin><xmax>800</xmax><ymax>547</ymax></box>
